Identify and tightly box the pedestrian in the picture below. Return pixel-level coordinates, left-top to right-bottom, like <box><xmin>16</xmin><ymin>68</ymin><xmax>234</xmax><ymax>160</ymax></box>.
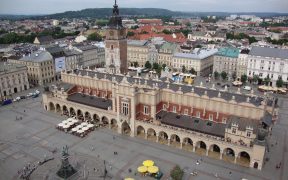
<box><xmin>229</xmin><ymin>171</ymin><xmax>232</xmax><ymax>175</ymax></box>
<box><xmin>24</xmin><ymin>110</ymin><xmax>25</xmax><ymax>113</ymax></box>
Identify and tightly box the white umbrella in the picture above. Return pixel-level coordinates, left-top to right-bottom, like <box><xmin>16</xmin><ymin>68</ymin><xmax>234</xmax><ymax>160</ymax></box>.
<box><xmin>58</xmin><ymin>123</ymin><xmax>64</xmax><ymax>127</ymax></box>
<box><xmin>77</xmin><ymin>130</ymin><xmax>84</xmax><ymax>134</ymax></box>
<box><xmin>87</xmin><ymin>124</ymin><xmax>94</xmax><ymax>128</ymax></box>
<box><xmin>72</xmin><ymin>127</ymin><xmax>78</xmax><ymax>132</ymax></box>
<box><xmin>82</xmin><ymin>127</ymin><xmax>89</xmax><ymax>131</ymax></box>
<box><xmin>63</xmin><ymin>125</ymin><xmax>70</xmax><ymax>129</ymax></box>
<box><xmin>82</xmin><ymin>122</ymin><xmax>88</xmax><ymax>126</ymax></box>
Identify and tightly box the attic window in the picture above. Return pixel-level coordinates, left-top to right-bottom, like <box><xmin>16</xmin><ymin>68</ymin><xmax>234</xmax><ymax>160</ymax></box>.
<box><xmin>207</xmin><ymin>122</ymin><xmax>212</xmax><ymax>126</ymax></box>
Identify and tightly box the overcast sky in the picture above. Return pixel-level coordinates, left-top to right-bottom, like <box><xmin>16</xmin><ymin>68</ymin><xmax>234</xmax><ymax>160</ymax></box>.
<box><xmin>0</xmin><ymin>0</ymin><xmax>288</xmax><ymax>15</ymax></box>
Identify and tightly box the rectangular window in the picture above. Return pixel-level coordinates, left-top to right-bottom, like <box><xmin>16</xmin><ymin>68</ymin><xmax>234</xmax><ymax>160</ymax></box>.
<box><xmin>144</xmin><ymin>106</ymin><xmax>149</xmax><ymax>115</ymax></box>
<box><xmin>196</xmin><ymin>111</ymin><xmax>200</xmax><ymax>118</ymax></box>
<box><xmin>232</xmin><ymin>128</ymin><xmax>236</xmax><ymax>134</ymax></box>
<box><xmin>209</xmin><ymin>114</ymin><xmax>213</xmax><ymax>121</ymax></box>
<box><xmin>173</xmin><ymin>106</ymin><xmax>177</xmax><ymax>113</ymax></box>
<box><xmin>121</xmin><ymin>102</ymin><xmax>129</xmax><ymax>116</ymax></box>
<box><xmin>184</xmin><ymin>109</ymin><xmax>188</xmax><ymax>115</ymax></box>
<box><xmin>247</xmin><ymin>131</ymin><xmax>251</xmax><ymax>137</ymax></box>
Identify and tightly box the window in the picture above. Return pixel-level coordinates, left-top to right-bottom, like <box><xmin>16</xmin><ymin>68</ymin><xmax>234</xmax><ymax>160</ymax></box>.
<box><xmin>121</xmin><ymin>102</ymin><xmax>129</xmax><ymax>116</ymax></box>
<box><xmin>209</xmin><ymin>114</ymin><xmax>213</xmax><ymax>121</ymax></box>
<box><xmin>222</xmin><ymin>117</ymin><xmax>227</xmax><ymax>123</ymax></box>
<box><xmin>163</xmin><ymin>104</ymin><xmax>167</xmax><ymax>110</ymax></box>
<box><xmin>144</xmin><ymin>106</ymin><xmax>149</xmax><ymax>115</ymax></box>
<box><xmin>173</xmin><ymin>106</ymin><xmax>177</xmax><ymax>113</ymax></box>
<box><xmin>196</xmin><ymin>111</ymin><xmax>200</xmax><ymax>118</ymax></box>
<box><xmin>232</xmin><ymin>128</ymin><xmax>236</xmax><ymax>134</ymax></box>
<box><xmin>184</xmin><ymin>109</ymin><xmax>188</xmax><ymax>115</ymax></box>
<box><xmin>247</xmin><ymin>131</ymin><xmax>251</xmax><ymax>137</ymax></box>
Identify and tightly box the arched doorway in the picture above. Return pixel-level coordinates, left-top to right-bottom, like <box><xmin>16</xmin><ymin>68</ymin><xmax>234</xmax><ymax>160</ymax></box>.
<box><xmin>70</xmin><ymin>108</ymin><xmax>76</xmax><ymax>117</ymax></box>
<box><xmin>77</xmin><ymin>109</ymin><xmax>84</xmax><ymax>121</ymax></box>
<box><xmin>147</xmin><ymin>128</ymin><xmax>156</xmax><ymax>141</ymax></box>
<box><xmin>158</xmin><ymin>131</ymin><xmax>168</xmax><ymax>145</ymax></box>
<box><xmin>92</xmin><ymin>114</ymin><xmax>100</xmax><ymax>124</ymax></box>
<box><xmin>182</xmin><ymin>137</ymin><xmax>193</xmax><ymax>151</ymax></box>
<box><xmin>63</xmin><ymin>106</ymin><xmax>68</xmax><ymax>116</ymax></box>
<box><xmin>3</xmin><ymin>91</ymin><xmax>7</xmax><ymax>96</ymax></box>
<box><xmin>56</xmin><ymin>104</ymin><xmax>61</xmax><ymax>114</ymax></box>
<box><xmin>253</xmin><ymin>162</ymin><xmax>258</xmax><ymax>169</ymax></box>
<box><xmin>136</xmin><ymin>126</ymin><xmax>145</xmax><ymax>138</ymax></box>
<box><xmin>121</xmin><ymin>121</ymin><xmax>131</xmax><ymax>136</ymax></box>
<box><xmin>84</xmin><ymin>112</ymin><xmax>92</xmax><ymax>122</ymax></box>
<box><xmin>170</xmin><ymin>134</ymin><xmax>181</xmax><ymax>148</ymax></box>
<box><xmin>195</xmin><ymin>141</ymin><xmax>207</xmax><ymax>156</ymax></box>
<box><xmin>14</xmin><ymin>87</ymin><xmax>18</xmax><ymax>93</ymax></box>
<box><xmin>223</xmin><ymin>148</ymin><xmax>235</xmax><ymax>163</ymax></box>
<box><xmin>24</xmin><ymin>85</ymin><xmax>27</xmax><ymax>90</ymax></box>
<box><xmin>110</xmin><ymin>119</ymin><xmax>118</xmax><ymax>131</ymax></box>
<box><xmin>101</xmin><ymin>116</ymin><xmax>109</xmax><ymax>127</ymax></box>
<box><xmin>208</xmin><ymin>144</ymin><xmax>221</xmax><ymax>159</ymax></box>
<box><xmin>49</xmin><ymin>102</ymin><xmax>55</xmax><ymax>112</ymax></box>
<box><xmin>237</xmin><ymin>151</ymin><xmax>251</xmax><ymax>167</ymax></box>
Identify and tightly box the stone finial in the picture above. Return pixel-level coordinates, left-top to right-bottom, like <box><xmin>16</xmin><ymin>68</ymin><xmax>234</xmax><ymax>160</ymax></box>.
<box><xmin>178</xmin><ymin>86</ymin><xmax>182</xmax><ymax>92</ymax></box>
<box><xmin>204</xmin><ymin>91</ymin><xmax>207</xmax><ymax>95</ymax></box>
<box><xmin>167</xmin><ymin>83</ymin><xmax>170</xmax><ymax>89</ymax></box>
<box><xmin>94</xmin><ymin>73</ymin><xmax>98</xmax><ymax>79</ymax></box>
<box><xmin>237</xmin><ymin>88</ymin><xmax>241</xmax><ymax>94</ymax></box>
<box><xmin>191</xmin><ymin>88</ymin><xmax>194</xmax><ymax>92</ymax></box>
<box><xmin>200</xmin><ymin>81</ymin><xmax>203</xmax><ymax>87</ymax></box>
<box><xmin>104</xmin><ymin>74</ymin><xmax>107</xmax><ymax>79</ymax></box>
<box><xmin>87</xmin><ymin>66</ymin><xmax>90</xmax><ymax>70</ymax></box>
<box><xmin>86</xmin><ymin>71</ymin><xmax>89</xmax><ymax>76</ymax></box>
<box><xmin>218</xmin><ymin>92</ymin><xmax>221</xmax><ymax>97</ymax></box>
<box><xmin>112</xmin><ymin>76</ymin><xmax>116</xmax><ymax>82</ymax></box>
<box><xmin>165</xmin><ymin>77</ymin><xmax>170</xmax><ymax>83</ymax></box>
<box><xmin>212</xmin><ymin>84</ymin><xmax>215</xmax><ymax>89</ymax></box>
<box><xmin>232</xmin><ymin>96</ymin><xmax>235</xmax><ymax>100</ymax></box>
<box><xmin>246</xmin><ymin>97</ymin><xmax>250</xmax><ymax>102</ymax></box>
<box><xmin>145</xmin><ymin>80</ymin><xmax>148</xmax><ymax>85</ymax></box>
<box><xmin>78</xmin><ymin>71</ymin><xmax>82</xmax><ymax>76</ymax></box>
<box><xmin>251</xmin><ymin>90</ymin><xmax>254</xmax><ymax>94</ymax></box>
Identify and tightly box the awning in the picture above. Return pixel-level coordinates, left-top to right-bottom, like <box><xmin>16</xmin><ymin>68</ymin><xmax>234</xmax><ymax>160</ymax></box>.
<box><xmin>147</xmin><ymin>166</ymin><xmax>159</xmax><ymax>173</ymax></box>
<box><xmin>137</xmin><ymin>166</ymin><xmax>148</xmax><ymax>173</ymax></box>
<box><xmin>143</xmin><ymin>160</ymin><xmax>154</xmax><ymax>167</ymax></box>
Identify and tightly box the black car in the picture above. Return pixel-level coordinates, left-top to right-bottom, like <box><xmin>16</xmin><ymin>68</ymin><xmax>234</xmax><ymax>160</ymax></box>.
<box><xmin>216</xmin><ymin>82</ymin><xmax>221</xmax><ymax>86</ymax></box>
<box><xmin>20</xmin><ymin>96</ymin><xmax>25</xmax><ymax>99</ymax></box>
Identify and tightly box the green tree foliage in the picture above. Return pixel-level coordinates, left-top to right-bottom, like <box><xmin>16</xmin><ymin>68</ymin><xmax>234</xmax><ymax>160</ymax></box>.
<box><xmin>96</xmin><ymin>19</ymin><xmax>109</xmax><ymax>27</ymax></box>
<box><xmin>214</xmin><ymin>71</ymin><xmax>219</xmax><ymax>80</ymax></box>
<box><xmin>130</xmin><ymin>25</ymin><xmax>139</xmax><ymax>30</ymax></box>
<box><xmin>127</xmin><ymin>31</ymin><xmax>135</xmax><ymax>37</ymax></box>
<box><xmin>133</xmin><ymin>61</ymin><xmax>139</xmax><ymax>68</ymax></box>
<box><xmin>152</xmin><ymin>62</ymin><xmax>159</xmax><ymax>70</ymax></box>
<box><xmin>241</xmin><ymin>74</ymin><xmax>248</xmax><ymax>83</ymax></box>
<box><xmin>162</xmin><ymin>29</ymin><xmax>172</xmax><ymax>34</ymax></box>
<box><xmin>253</xmin><ymin>75</ymin><xmax>259</xmax><ymax>84</ymax></box>
<box><xmin>87</xmin><ymin>32</ymin><xmax>102</xmax><ymax>41</ymax></box>
<box><xmin>232</xmin><ymin>72</ymin><xmax>237</xmax><ymax>81</ymax></box>
<box><xmin>170</xmin><ymin>165</ymin><xmax>184</xmax><ymax>180</ymax></box>
<box><xmin>221</xmin><ymin>71</ymin><xmax>227</xmax><ymax>81</ymax></box>
<box><xmin>276</xmin><ymin>76</ymin><xmax>284</xmax><ymax>87</ymax></box>
<box><xmin>182</xmin><ymin>65</ymin><xmax>186</xmax><ymax>73</ymax></box>
<box><xmin>226</xmin><ymin>32</ymin><xmax>258</xmax><ymax>44</ymax></box>
<box><xmin>265</xmin><ymin>37</ymin><xmax>288</xmax><ymax>45</ymax></box>
<box><xmin>189</xmin><ymin>67</ymin><xmax>196</xmax><ymax>75</ymax></box>
<box><xmin>145</xmin><ymin>61</ymin><xmax>152</xmax><ymax>69</ymax></box>
<box><xmin>162</xmin><ymin>63</ymin><xmax>167</xmax><ymax>69</ymax></box>
<box><xmin>264</xmin><ymin>75</ymin><xmax>271</xmax><ymax>86</ymax></box>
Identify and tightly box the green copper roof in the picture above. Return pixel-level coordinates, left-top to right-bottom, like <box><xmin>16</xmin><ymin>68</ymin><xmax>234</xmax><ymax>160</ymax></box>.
<box><xmin>217</xmin><ymin>47</ymin><xmax>239</xmax><ymax>58</ymax></box>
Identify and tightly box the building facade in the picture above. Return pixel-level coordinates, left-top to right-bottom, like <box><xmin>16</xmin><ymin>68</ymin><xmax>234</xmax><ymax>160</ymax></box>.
<box><xmin>0</xmin><ymin>63</ymin><xmax>29</xmax><ymax>99</ymax></box>
<box><xmin>8</xmin><ymin>50</ymin><xmax>55</xmax><ymax>86</ymax></box>
<box><xmin>158</xmin><ymin>42</ymin><xmax>180</xmax><ymax>67</ymax></box>
<box><xmin>173</xmin><ymin>48</ymin><xmax>217</xmax><ymax>76</ymax></box>
<box><xmin>247</xmin><ymin>46</ymin><xmax>288</xmax><ymax>87</ymax></box>
<box><xmin>74</xmin><ymin>45</ymin><xmax>104</xmax><ymax>68</ymax></box>
<box><xmin>213</xmin><ymin>48</ymin><xmax>239</xmax><ymax>79</ymax></box>
<box><xmin>127</xmin><ymin>40</ymin><xmax>149</xmax><ymax>67</ymax></box>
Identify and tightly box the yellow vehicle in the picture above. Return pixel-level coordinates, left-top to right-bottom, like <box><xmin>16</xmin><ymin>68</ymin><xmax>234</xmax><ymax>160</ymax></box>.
<box><xmin>183</xmin><ymin>74</ymin><xmax>196</xmax><ymax>85</ymax></box>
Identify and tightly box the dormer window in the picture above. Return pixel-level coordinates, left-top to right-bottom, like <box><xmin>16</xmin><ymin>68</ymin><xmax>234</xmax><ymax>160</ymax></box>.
<box><xmin>247</xmin><ymin>131</ymin><xmax>251</xmax><ymax>137</ymax></box>
<box><xmin>209</xmin><ymin>114</ymin><xmax>213</xmax><ymax>121</ymax></box>
<box><xmin>163</xmin><ymin>104</ymin><xmax>167</xmax><ymax>111</ymax></box>
<box><xmin>196</xmin><ymin>111</ymin><xmax>200</xmax><ymax>118</ymax></box>
<box><xmin>232</xmin><ymin>128</ymin><xmax>236</xmax><ymax>134</ymax></box>
<box><xmin>173</xmin><ymin>106</ymin><xmax>177</xmax><ymax>113</ymax></box>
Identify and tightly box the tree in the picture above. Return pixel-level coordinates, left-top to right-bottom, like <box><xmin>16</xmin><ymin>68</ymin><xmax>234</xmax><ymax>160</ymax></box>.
<box><xmin>253</xmin><ymin>75</ymin><xmax>259</xmax><ymax>84</ymax></box>
<box><xmin>189</xmin><ymin>68</ymin><xmax>196</xmax><ymax>75</ymax></box>
<box><xmin>276</xmin><ymin>76</ymin><xmax>283</xmax><ymax>87</ymax></box>
<box><xmin>214</xmin><ymin>71</ymin><xmax>219</xmax><ymax>80</ymax></box>
<box><xmin>182</xmin><ymin>66</ymin><xmax>186</xmax><ymax>73</ymax></box>
<box><xmin>152</xmin><ymin>62</ymin><xmax>159</xmax><ymax>70</ymax></box>
<box><xmin>232</xmin><ymin>72</ymin><xmax>237</xmax><ymax>81</ymax></box>
<box><xmin>221</xmin><ymin>71</ymin><xmax>227</xmax><ymax>81</ymax></box>
<box><xmin>133</xmin><ymin>61</ymin><xmax>139</xmax><ymax>68</ymax></box>
<box><xmin>170</xmin><ymin>165</ymin><xmax>184</xmax><ymax>180</ymax></box>
<box><xmin>127</xmin><ymin>31</ymin><xmax>135</xmax><ymax>37</ymax></box>
<box><xmin>87</xmin><ymin>32</ymin><xmax>102</xmax><ymax>41</ymax></box>
<box><xmin>162</xmin><ymin>64</ymin><xmax>167</xmax><ymax>70</ymax></box>
<box><xmin>264</xmin><ymin>75</ymin><xmax>271</xmax><ymax>86</ymax></box>
<box><xmin>145</xmin><ymin>61</ymin><xmax>152</xmax><ymax>69</ymax></box>
<box><xmin>241</xmin><ymin>74</ymin><xmax>248</xmax><ymax>84</ymax></box>
<box><xmin>162</xmin><ymin>29</ymin><xmax>172</xmax><ymax>34</ymax></box>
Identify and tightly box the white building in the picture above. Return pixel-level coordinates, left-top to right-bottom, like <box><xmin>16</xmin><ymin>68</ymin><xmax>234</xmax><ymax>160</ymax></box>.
<box><xmin>247</xmin><ymin>46</ymin><xmax>288</xmax><ymax>87</ymax></box>
<box><xmin>172</xmin><ymin>48</ymin><xmax>218</xmax><ymax>76</ymax></box>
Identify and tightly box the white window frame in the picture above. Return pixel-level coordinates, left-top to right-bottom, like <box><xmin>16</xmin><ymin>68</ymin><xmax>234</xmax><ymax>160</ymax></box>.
<box><xmin>144</xmin><ymin>106</ymin><xmax>149</xmax><ymax>115</ymax></box>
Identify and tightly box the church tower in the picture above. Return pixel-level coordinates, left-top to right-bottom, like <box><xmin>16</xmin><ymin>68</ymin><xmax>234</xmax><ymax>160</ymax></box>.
<box><xmin>105</xmin><ymin>0</ymin><xmax>127</xmax><ymax>74</ymax></box>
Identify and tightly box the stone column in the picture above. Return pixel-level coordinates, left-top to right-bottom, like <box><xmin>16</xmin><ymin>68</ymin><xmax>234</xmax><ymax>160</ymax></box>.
<box><xmin>193</xmin><ymin>146</ymin><xmax>196</xmax><ymax>152</ymax></box>
<box><xmin>180</xmin><ymin>142</ymin><xmax>183</xmax><ymax>149</ymax></box>
<box><xmin>234</xmin><ymin>155</ymin><xmax>238</xmax><ymax>164</ymax></box>
<box><xmin>167</xmin><ymin>139</ymin><xmax>170</xmax><ymax>146</ymax></box>
<box><xmin>206</xmin><ymin>149</ymin><xmax>209</xmax><ymax>156</ymax></box>
<box><xmin>156</xmin><ymin>135</ymin><xmax>159</xmax><ymax>143</ymax></box>
<box><xmin>220</xmin><ymin>151</ymin><xmax>223</xmax><ymax>160</ymax></box>
<box><xmin>145</xmin><ymin>133</ymin><xmax>148</xmax><ymax>139</ymax></box>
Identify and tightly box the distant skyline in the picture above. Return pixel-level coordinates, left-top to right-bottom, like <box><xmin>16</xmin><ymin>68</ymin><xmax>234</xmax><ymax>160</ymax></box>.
<box><xmin>0</xmin><ymin>0</ymin><xmax>288</xmax><ymax>15</ymax></box>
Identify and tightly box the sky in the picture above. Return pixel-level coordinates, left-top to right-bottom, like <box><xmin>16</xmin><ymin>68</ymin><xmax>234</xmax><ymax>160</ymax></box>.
<box><xmin>0</xmin><ymin>0</ymin><xmax>288</xmax><ymax>15</ymax></box>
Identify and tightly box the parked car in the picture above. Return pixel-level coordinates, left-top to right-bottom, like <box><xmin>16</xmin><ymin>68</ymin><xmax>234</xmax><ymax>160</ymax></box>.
<box><xmin>27</xmin><ymin>93</ymin><xmax>33</xmax><ymax>97</ymax></box>
<box><xmin>221</xmin><ymin>84</ymin><xmax>230</xmax><ymax>88</ymax></box>
<box><xmin>20</xmin><ymin>96</ymin><xmax>26</xmax><ymax>99</ymax></box>
<box><xmin>2</xmin><ymin>99</ymin><xmax>12</xmax><ymax>106</ymax></box>
<box><xmin>243</xmin><ymin>86</ymin><xmax>252</xmax><ymax>91</ymax></box>
<box><xmin>216</xmin><ymin>82</ymin><xmax>221</xmax><ymax>86</ymax></box>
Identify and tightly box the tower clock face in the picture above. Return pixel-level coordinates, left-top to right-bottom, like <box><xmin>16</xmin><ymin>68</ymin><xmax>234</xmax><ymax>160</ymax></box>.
<box><xmin>109</xmin><ymin>30</ymin><xmax>114</xmax><ymax>36</ymax></box>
